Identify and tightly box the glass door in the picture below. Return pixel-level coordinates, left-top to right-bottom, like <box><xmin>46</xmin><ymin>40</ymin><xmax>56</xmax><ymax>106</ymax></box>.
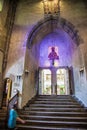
<box><xmin>39</xmin><ymin>69</ymin><xmax>51</xmax><ymax>95</ymax></box>
<box><xmin>39</xmin><ymin>68</ymin><xmax>70</xmax><ymax>95</ymax></box>
<box><xmin>56</xmin><ymin>68</ymin><xmax>69</xmax><ymax>95</ymax></box>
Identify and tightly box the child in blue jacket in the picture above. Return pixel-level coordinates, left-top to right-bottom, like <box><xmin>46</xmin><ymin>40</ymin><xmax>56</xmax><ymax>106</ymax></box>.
<box><xmin>8</xmin><ymin>104</ymin><xmax>25</xmax><ymax>130</ymax></box>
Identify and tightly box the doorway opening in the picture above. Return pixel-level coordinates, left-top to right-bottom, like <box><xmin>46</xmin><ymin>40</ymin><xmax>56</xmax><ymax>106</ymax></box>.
<box><xmin>56</xmin><ymin>69</ymin><xmax>69</xmax><ymax>95</ymax></box>
<box><xmin>3</xmin><ymin>78</ymin><xmax>12</xmax><ymax>107</ymax></box>
<box><xmin>39</xmin><ymin>69</ymin><xmax>51</xmax><ymax>95</ymax></box>
<box><xmin>39</xmin><ymin>67</ymin><xmax>70</xmax><ymax>95</ymax></box>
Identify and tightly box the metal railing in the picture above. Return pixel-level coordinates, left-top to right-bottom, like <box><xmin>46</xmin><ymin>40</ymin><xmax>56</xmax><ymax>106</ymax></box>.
<box><xmin>8</xmin><ymin>90</ymin><xmax>19</xmax><ymax>110</ymax></box>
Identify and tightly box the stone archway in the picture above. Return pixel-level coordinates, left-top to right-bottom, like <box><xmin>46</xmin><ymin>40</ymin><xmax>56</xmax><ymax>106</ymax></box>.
<box><xmin>24</xmin><ymin>16</ymin><xmax>83</xmax><ymax>98</ymax></box>
<box><xmin>27</xmin><ymin>16</ymin><xmax>83</xmax><ymax>48</ymax></box>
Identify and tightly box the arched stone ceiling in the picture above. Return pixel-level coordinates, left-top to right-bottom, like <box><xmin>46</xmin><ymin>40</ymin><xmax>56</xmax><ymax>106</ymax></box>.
<box><xmin>27</xmin><ymin>16</ymin><xmax>83</xmax><ymax>49</ymax></box>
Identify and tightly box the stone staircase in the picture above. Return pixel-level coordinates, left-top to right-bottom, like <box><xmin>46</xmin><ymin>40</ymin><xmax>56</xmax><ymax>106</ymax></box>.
<box><xmin>0</xmin><ymin>90</ymin><xmax>19</xmax><ymax>129</ymax></box>
<box><xmin>0</xmin><ymin>108</ymin><xmax>7</xmax><ymax>129</ymax></box>
<box><xmin>17</xmin><ymin>95</ymin><xmax>87</xmax><ymax>130</ymax></box>
<box><xmin>0</xmin><ymin>95</ymin><xmax>7</xmax><ymax>129</ymax></box>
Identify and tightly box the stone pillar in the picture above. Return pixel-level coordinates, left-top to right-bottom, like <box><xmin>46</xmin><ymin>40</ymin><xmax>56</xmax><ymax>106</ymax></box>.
<box><xmin>0</xmin><ymin>49</ymin><xmax>4</xmax><ymax>108</ymax></box>
<box><xmin>51</xmin><ymin>67</ymin><xmax>57</xmax><ymax>95</ymax></box>
<box><xmin>0</xmin><ymin>28</ymin><xmax>6</xmax><ymax>108</ymax></box>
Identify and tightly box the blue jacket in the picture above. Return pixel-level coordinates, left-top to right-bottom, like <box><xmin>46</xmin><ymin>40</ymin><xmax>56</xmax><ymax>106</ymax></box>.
<box><xmin>8</xmin><ymin>109</ymin><xmax>18</xmax><ymax>128</ymax></box>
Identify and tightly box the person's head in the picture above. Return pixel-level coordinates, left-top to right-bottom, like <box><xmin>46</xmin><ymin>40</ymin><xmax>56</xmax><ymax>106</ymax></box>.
<box><xmin>12</xmin><ymin>104</ymin><xmax>17</xmax><ymax>109</ymax></box>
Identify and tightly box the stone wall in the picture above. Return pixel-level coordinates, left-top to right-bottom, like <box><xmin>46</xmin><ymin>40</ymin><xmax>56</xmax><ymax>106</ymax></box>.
<box><xmin>0</xmin><ymin>2</ymin><xmax>7</xmax><ymax>107</ymax></box>
<box><xmin>22</xmin><ymin>47</ymin><xmax>38</xmax><ymax>107</ymax></box>
<box><xmin>4</xmin><ymin>0</ymin><xmax>87</xmax><ymax>107</ymax></box>
<box><xmin>0</xmin><ymin>0</ymin><xmax>20</xmax><ymax>107</ymax></box>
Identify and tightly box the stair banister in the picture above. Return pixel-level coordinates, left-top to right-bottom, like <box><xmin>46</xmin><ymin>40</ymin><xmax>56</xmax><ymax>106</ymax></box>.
<box><xmin>8</xmin><ymin>90</ymin><xmax>19</xmax><ymax>110</ymax></box>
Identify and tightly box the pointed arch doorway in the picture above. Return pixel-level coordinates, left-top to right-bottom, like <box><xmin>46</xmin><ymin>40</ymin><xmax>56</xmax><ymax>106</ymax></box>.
<box><xmin>39</xmin><ymin>67</ymin><xmax>70</xmax><ymax>95</ymax></box>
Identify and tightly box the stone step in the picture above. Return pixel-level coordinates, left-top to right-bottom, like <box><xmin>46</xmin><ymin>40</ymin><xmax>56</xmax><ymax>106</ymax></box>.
<box><xmin>32</xmin><ymin>100</ymin><xmax>80</xmax><ymax>105</ymax></box>
<box><xmin>0</xmin><ymin>112</ymin><xmax>7</xmax><ymax>116</ymax></box>
<box><xmin>17</xmin><ymin>124</ymin><xmax>87</xmax><ymax>130</ymax></box>
<box><xmin>23</xmin><ymin>111</ymin><xmax>87</xmax><ymax>117</ymax></box>
<box><xmin>17</xmin><ymin>120</ymin><xmax>87</xmax><ymax>128</ymax></box>
<box><xmin>35</xmin><ymin>95</ymin><xmax>75</xmax><ymax>99</ymax></box>
<box><xmin>0</xmin><ymin>111</ymin><xmax>6</xmax><ymax>114</ymax></box>
<box><xmin>0</xmin><ymin>116</ymin><xmax>6</xmax><ymax>120</ymax></box>
<box><xmin>0</xmin><ymin>107</ymin><xmax>7</xmax><ymax>129</ymax></box>
<box><xmin>0</xmin><ymin>118</ymin><xmax>7</xmax><ymax>129</ymax></box>
<box><xmin>29</xmin><ymin>104</ymin><xmax>82</xmax><ymax>108</ymax></box>
<box><xmin>24</xmin><ymin>107</ymin><xmax>85</xmax><ymax>112</ymax></box>
<box><xmin>35</xmin><ymin>98</ymin><xmax>76</xmax><ymax>102</ymax></box>
<box><xmin>0</xmin><ymin>108</ymin><xmax>7</xmax><ymax>112</ymax></box>
<box><xmin>20</xmin><ymin>115</ymin><xmax>87</xmax><ymax>122</ymax></box>
<box><xmin>38</xmin><ymin>95</ymin><xmax>73</xmax><ymax>98</ymax></box>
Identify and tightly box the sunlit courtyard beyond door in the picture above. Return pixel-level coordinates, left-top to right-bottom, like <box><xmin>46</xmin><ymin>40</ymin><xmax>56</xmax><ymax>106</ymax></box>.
<box><xmin>39</xmin><ymin>69</ymin><xmax>51</xmax><ymax>95</ymax></box>
<box><xmin>39</xmin><ymin>68</ymin><xmax>69</xmax><ymax>95</ymax></box>
<box><xmin>57</xmin><ymin>69</ymin><xmax>69</xmax><ymax>95</ymax></box>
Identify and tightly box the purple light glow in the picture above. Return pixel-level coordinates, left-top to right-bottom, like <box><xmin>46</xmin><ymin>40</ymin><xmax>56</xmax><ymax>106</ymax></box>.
<box><xmin>39</xmin><ymin>29</ymin><xmax>75</xmax><ymax>67</ymax></box>
<box><xmin>48</xmin><ymin>46</ymin><xmax>59</xmax><ymax>66</ymax></box>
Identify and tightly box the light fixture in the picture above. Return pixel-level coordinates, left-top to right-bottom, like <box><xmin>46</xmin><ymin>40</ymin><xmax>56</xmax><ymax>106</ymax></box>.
<box><xmin>42</xmin><ymin>0</ymin><xmax>61</xmax><ymax>17</ymax></box>
<box><xmin>25</xmin><ymin>69</ymin><xmax>29</xmax><ymax>75</ymax></box>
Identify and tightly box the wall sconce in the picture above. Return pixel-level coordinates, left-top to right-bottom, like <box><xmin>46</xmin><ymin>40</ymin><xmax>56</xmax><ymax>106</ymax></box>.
<box><xmin>42</xmin><ymin>0</ymin><xmax>61</xmax><ymax>17</ymax></box>
<box><xmin>79</xmin><ymin>67</ymin><xmax>84</xmax><ymax>72</ymax></box>
<box><xmin>79</xmin><ymin>67</ymin><xmax>84</xmax><ymax>77</ymax></box>
<box><xmin>25</xmin><ymin>69</ymin><xmax>29</xmax><ymax>75</ymax></box>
